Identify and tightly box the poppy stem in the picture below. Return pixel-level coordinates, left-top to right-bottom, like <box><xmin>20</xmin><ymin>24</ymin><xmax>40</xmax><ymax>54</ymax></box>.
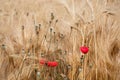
<box><xmin>22</xmin><ymin>25</ymin><xmax>26</xmax><ymax>50</ymax></box>
<box><xmin>53</xmin><ymin>32</ymin><xmax>56</xmax><ymax>50</ymax></box>
<box><xmin>93</xmin><ymin>25</ymin><xmax>98</xmax><ymax>80</ymax></box>
<box><xmin>35</xmin><ymin>25</ymin><xmax>39</xmax><ymax>58</ymax></box>
<box><xmin>16</xmin><ymin>54</ymin><xmax>27</xmax><ymax>80</ymax></box>
<box><xmin>47</xmin><ymin>28</ymin><xmax>52</xmax><ymax>53</ymax></box>
<box><xmin>67</xmin><ymin>26</ymin><xmax>73</xmax><ymax>52</ymax></box>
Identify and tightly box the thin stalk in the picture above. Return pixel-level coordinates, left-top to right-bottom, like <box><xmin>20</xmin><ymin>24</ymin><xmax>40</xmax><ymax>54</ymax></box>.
<box><xmin>40</xmin><ymin>21</ymin><xmax>51</xmax><ymax>48</ymax></box>
<box><xmin>16</xmin><ymin>54</ymin><xmax>27</xmax><ymax>80</ymax></box>
<box><xmin>35</xmin><ymin>25</ymin><xmax>40</xmax><ymax>58</ymax></box>
<box><xmin>22</xmin><ymin>26</ymin><xmax>25</xmax><ymax>49</ymax></box>
<box><xmin>47</xmin><ymin>28</ymin><xmax>52</xmax><ymax>53</ymax></box>
<box><xmin>93</xmin><ymin>24</ymin><xmax>98</xmax><ymax>80</ymax></box>
<box><xmin>27</xmin><ymin>65</ymin><xmax>32</xmax><ymax>79</ymax></box>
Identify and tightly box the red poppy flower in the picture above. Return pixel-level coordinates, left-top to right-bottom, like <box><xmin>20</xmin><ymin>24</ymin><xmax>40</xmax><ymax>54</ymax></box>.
<box><xmin>80</xmin><ymin>46</ymin><xmax>89</xmax><ymax>54</ymax></box>
<box><xmin>47</xmin><ymin>61</ymin><xmax>58</xmax><ymax>67</ymax></box>
<box><xmin>39</xmin><ymin>59</ymin><xmax>46</xmax><ymax>65</ymax></box>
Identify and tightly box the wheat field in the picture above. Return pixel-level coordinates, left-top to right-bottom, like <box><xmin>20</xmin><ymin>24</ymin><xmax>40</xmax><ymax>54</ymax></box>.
<box><xmin>0</xmin><ymin>0</ymin><xmax>120</xmax><ymax>80</ymax></box>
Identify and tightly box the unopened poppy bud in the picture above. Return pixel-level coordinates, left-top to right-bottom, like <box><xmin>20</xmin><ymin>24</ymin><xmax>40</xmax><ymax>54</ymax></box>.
<box><xmin>1</xmin><ymin>44</ymin><xmax>6</xmax><ymax>49</ymax></box>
